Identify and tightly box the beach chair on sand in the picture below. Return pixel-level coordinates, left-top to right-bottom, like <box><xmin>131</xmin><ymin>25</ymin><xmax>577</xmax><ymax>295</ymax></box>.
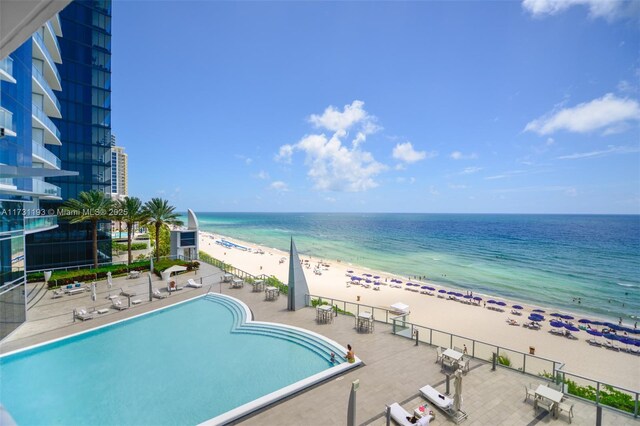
<box><xmin>387</xmin><ymin>403</ymin><xmax>434</xmax><ymax>426</ymax></box>
<box><xmin>187</xmin><ymin>278</ymin><xmax>202</xmax><ymax>288</ymax></box>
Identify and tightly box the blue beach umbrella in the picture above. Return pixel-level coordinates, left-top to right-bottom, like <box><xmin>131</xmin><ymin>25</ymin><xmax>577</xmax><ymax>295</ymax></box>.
<box><xmin>512</xmin><ymin>305</ymin><xmax>523</xmax><ymax>310</ymax></box>
<box><xmin>550</xmin><ymin>313</ymin><xmax>562</xmax><ymax>317</ymax></box>
<box><xmin>373</xmin><ymin>276</ymin><xmax>380</xmax><ymax>279</ymax></box>
<box><xmin>562</xmin><ymin>315</ymin><xmax>574</xmax><ymax>320</ymax></box>
<box><xmin>550</xmin><ymin>320</ymin><xmax>565</xmax><ymax>328</ymax></box>
<box><xmin>533</xmin><ymin>309</ymin><xmax>545</xmax><ymax>313</ymax></box>
<box><xmin>347</xmin><ymin>270</ymin><xmax>353</xmax><ymax>273</ymax></box>
<box><xmin>496</xmin><ymin>301</ymin><xmax>507</xmax><ymax>306</ymax></box>
<box><xmin>474</xmin><ymin>296</ymin><xmax>482</xmax><ymax>301</ymax></box>
<box><xmin>578</xmin><ymin>319</ymin><xmax>592</xmax><ymax>324</ymax></box>
<box><xmin>587</xmin><ymin>329</ymin><xmax>603</xmax><ymax>337</ymax></box>
<box><xmin>487</xmin><ymin>300</ymin><xmax>496</xmax><ymax>304</ymax></box>
<box><xmin>421</xmin><ymin>286</ymin><xmax>429</xmax><ymax>289</ymax></box>
<box><xmin>365</xmin><ymin>279</ymin><xmax>372</xmax><ymax>283</ymax></box>
<box><xmin>463</xmin><ymin>295</ymin><xmax>472</xmax><ymax>299</ymax></box>
<box><xmin>564</xmin><ymin>324</ymin><xmax>579</xmax><ymax>332</ymax></box>
<box><xmin>438</xmin><ymin>289</ymin><xmax>447</xmax><ymax>293</ymax></box>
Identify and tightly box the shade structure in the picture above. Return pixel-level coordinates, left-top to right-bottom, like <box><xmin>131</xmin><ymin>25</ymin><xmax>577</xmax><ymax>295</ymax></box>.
<box><xmin>91</xmin><ymin>282</ymin><xmax>97</xmax><ymax>302</ymax></box>
<box><xmin>473</xmin><ymin>296</ymin><xmax>482</xmax><ymax>301</ymax></box>
<box><xmin>373</xmin><ymin>276</ymin><xmax>380</xmax><ymax>279</ymax></box>
<box><xmin>512</xmin><ymin>305</ymin><xmax>523</xmax><ymax>309</ymax></box>
<box><xmin>550</xmin><ymin>313</ymin><xmax>562</xmax><ymax>317</ymax></box>
<box><xmin>487</xmin><ymin>300</ymin><xmax>496</xmax><ymax>304</ymax></box>
<box><xmin>463</xmin><ymin>295</ymin><xmax>472</xmax><ymax>299</ymax></box>
<box><xmin>496</xmin><ymin>301</ymin><xmax>506</xmax><ymax>306</ymax></box>
<box><xmin>529</xmin><ymin>314</ymin><xmax>544</xmax><ymax>321</ymax></box>
<box><xmin>106</xmin><ymin>271</ymin><xmax>113</xmax><ymax>289</ymax></box>
<box><xmin>587</xmin><ymin>329</ymin><xmax>603</xmax><ymax>337</ymax></box>
<box><xmin>564</xmin><ymin>324</ymin><xmax>580</xmax><ymax>332</ymax></box>
<box><xmin>287</xmin><ymin>238</ymin><xmax>309</xmax><ymax>311</ymax></box>
<box><xmin>578</xmin><ymin>319</ymin><xmax>592</xmax><ymax>324</ymax></box>
<box><xmin>425</xmin><ymin>286</ymin><xmax>435</xmax><ymax>291</ymax></box>
<box><xmin>562</xmin><ymin>315</ymin><xmax>574</xmax><ymax>320</ymax></box>
<box><xmin>453</xmin><ymin>369</ymin><xmax>463</xmax><ymax>412</ymax></box>
<box><xmin>533</xmin><ymin>309</ymin><xmax>545</xmax><ymax>313</ymax></box>
<box><xmin>438</xmin><ymin>289</ymin><xmax>447</xmax><ymax>293</ymax></box>
<box><xmin>161</xmin><ymin>265</ymin><xmax>187</xmax><ymax>282</ymax></box>
<box><xmin>550</xmin><ymin>320</ymin><xmax>565</xmax><ymax>328</ymax></box>
<box><xmin>347</xmin><ymin>270</ymin><xmax>353</xmax><ymax>273</ymax></box>
<box><xmin>390</xmin><ymin>302</ymin><xmax>409</xmax><ymax>314</ymax></box>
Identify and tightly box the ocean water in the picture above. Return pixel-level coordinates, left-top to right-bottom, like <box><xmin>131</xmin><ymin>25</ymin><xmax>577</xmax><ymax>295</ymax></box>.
<box><xmin>188</xmin><ymin>213</ymin><xmax>640</xmax><ymax>322</ymax></box>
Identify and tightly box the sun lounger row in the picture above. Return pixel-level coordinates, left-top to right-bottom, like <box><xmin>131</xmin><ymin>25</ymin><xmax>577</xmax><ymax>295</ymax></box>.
<box><xmin>388</xmin><ymin>402</ymin><xmax>433</xmax><ymax>425</ymax></box>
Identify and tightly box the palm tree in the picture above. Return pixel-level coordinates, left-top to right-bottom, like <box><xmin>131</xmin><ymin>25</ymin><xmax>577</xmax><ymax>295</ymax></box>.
<box><xmin>143</xmin><ymin>198</ymin><xmax>183</xmax><ymax>261</ymax></box>
<box><xmin>60</xmin><ymin>190</ymin><xmax>114</xmax><ymax>268</ymax></box>
<box><xmin>115</xmin><ymin>197</ymin><xmax>149</xmax><ymax>265</ymax></box>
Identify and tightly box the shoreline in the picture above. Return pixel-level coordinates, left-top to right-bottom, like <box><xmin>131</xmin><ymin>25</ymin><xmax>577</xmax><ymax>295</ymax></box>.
<box><xmin>198</xmin><ymin>230</ymin><xmax>640</xmax><ymax>390</ymax></box>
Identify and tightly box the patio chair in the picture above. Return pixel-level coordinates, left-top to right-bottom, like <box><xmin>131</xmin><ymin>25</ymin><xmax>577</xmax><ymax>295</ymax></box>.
<box><xmin>524</xmin><ymin>384</ymin><xmax>536</xmax><ymax>402</ymax></box>
<box><xmin>152</xmin><ymin>288</ymin><xmax>167</xmax><ymax>299</ymax></box>
<box><xmin>534</xmin><ymin>398</ymin><xmax>554</xmax><ymax>416</ymax></box>
<box><xmin>462</xmin><ymin>358</ymin><xmax>470</xmax><ymax>374</ymax></box>
<box><xmin>111</xmin><ymin>297</ymin><xmax>128</xmax><ymax>311</ymax></box>
<box><xmin>187</xmin><ymin>278</ymin><xmax>202</xmax><ymax>288</ymax></box>
<box><xmin>74</xmin><ymin>307</ymin><xmax>94</xmax><ymax>321</ymax></box>
<box><xmin>387</xmin><ymin>403</ymin><xmax>433</xmax><ymax>426</ymax></box>
<box><xmin>557</xmin><ymin>402</ymin><xmax>574</xmax><ymax>424</ymax></box>
<box><xmin>120</xmin><ymin>287</ymin><xmax>136</xmax><ymax>297</ymax></box>
<box><xmin>435</xmin><ymin>347</ymin><xmax>443</xmax><ymax>364</ymax></box>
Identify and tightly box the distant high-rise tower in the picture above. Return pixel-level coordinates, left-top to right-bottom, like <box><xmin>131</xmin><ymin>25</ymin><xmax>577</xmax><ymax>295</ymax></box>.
<box><xmin>25</xmin><ymin>0</ymin><xmax>113</xmax><ymax>269</ymax></box>
<box><xmin>110</xmin><ymin>135</ymin><xmax>128</xmax><ymax>199</ymax></box>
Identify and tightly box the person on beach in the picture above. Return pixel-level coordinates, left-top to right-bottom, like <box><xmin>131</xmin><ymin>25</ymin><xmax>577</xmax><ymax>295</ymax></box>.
<box><xmin>345</xmin><ymin>344</ymin><xmax>355</xmax><ymax>363</ymax></box>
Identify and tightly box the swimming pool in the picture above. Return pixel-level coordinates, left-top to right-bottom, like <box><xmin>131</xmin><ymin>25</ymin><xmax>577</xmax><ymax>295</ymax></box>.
<box><xmin>0</xmin><ymin>294</ymin><xmax>359</xmax><ymax>425</ymax></box>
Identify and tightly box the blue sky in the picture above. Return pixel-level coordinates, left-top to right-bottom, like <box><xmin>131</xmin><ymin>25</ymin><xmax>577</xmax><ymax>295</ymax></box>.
<box><xmin>112</xmin><ymin>0</ymin><xmax>640</xmax><ymax>214</ymax></box>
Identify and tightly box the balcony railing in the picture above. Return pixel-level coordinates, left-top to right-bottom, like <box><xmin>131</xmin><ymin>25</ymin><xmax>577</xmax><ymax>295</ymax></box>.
<box><xmin>45</xmin><ymin>21</ymin><xmax>62</xmax><ymax>61</ymax></box>
<box><xmin>32</xmin><ymin>102</ymin><xmax>61</xmax><ymax>142</ymax></box>
<box><xmin>32</xmin><ymin>31</ymin><xmax>61</xmax><ymax>85</ymax></box>
<box><xmin>31</xmin><ymin>179</ymin><xmax>61</xmax><ymax>198</ymax></box>
<box><xmin>32</xmin><ymin>140</ymin><xmax>61</xmax><ymax>169</ymax></box>
<box><xmin>0</xmin><ymin>57</ymin><xmax>14</xmax><ymax>79</ymax></box>
<box><xmin>0</xmin><ymin>107</ymin><xmax>15</xmax><ymax>135</ymax></box>
<box><xmin>32</xmin><ymin>64</ymin><xmax>61</xmax><ymax>114</ymax></box>
<box><xmin>25</xmin><ymin>215</ymin><xmax>58</xmax><ymax>232</ymax></box>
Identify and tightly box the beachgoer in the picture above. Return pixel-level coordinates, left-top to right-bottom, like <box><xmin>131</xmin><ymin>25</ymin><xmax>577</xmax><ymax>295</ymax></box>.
<box><xmin>484</xmin><ymin>302</ymin><xmax>486</xmax><ymax>308</ymax></box>
<box><xmin>345</xmin><ymin>344</ymin><xmax>355</xmax><ymax>363</ymax></box>
<box><xmin>635</xmin><ymin>322</ymin><xmax>638</xmax><ymax>330</ymax></box>
<box><xmin>463</xmin><ymin>344</ymin><xmax>468</xmax><ymax>355</ymax></box>
<box><xmin>619</xmin><ymin>317</ymin><xmax>623</xmax><ymax>326</ymax></box>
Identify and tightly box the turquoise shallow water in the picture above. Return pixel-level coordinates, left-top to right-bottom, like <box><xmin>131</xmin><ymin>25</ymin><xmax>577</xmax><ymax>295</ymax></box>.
<box><xmin>189</xmin><ymin>213</ymin><xmax>640</xmax><ymax>321</ymax></box>
<box><xmin>0</xmin><ymin>298</ymin><xmax>332</xmax><ymax>425</ymax></box>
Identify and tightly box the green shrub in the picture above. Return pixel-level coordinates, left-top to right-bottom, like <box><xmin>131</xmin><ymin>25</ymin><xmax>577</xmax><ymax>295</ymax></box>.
<box><xmin>311</xmin><ymin>298</ymin><xmax>353</xmax><ymax>316</ymax></box>
<box><xmin>113</xmin><ymin>241</ymin><xmax>147</xmax><ymax>251</ymax></box>
<box><xmin>46</xmin><ymin>261</ymin><xmax>150</xmax><ymax>287</ymax></box>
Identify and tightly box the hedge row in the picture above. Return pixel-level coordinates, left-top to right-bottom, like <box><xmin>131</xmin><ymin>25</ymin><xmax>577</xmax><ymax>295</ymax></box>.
<box><xmin>112</xmin><ymin>242</ymin><xmax>148</xmax><ymax>251</ymax></box>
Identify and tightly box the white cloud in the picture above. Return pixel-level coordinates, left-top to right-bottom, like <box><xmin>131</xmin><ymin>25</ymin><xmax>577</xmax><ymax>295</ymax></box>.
<box><xmin>392</xmin><ymin>142</ymin><xmax>433</xmax><ymax>163</ymax></box>
<box><xmin>275</xmin><ymin>145</ymin><xmax>294</xmax><ymax>164</ymax></box>
<box><xmin>269</xmin><ymin>181</ymin><xmax>289</xmax><ymax>192</ymax></box>
<box><xmin>450</xmin><ymin>151</ymin><xmax>478</xmax><ymax>160</ymax></box>
<box><xmin>546</xmin><ymin>138</ymin><xmax>555</xmax><ymax>146</ymax></box>
<box><xmin>308</xmin><ymin>100</ymin><xmax>380</xmax><ymax>133</ymax></box>
<box><xmin>524</xmin><ymin>93</ymin><xmax>640</xmax><ymax>135</ymax></box>
<box><xmin>429</xmin><ymin>186</ymin><xmax>440</xmax><ymax>196</ymax></box>
<box><xmin>449</xmin><ymin>183</ymin><xmax>468</xmax><ymax>189</ymax></box>
<box><xmin>460</xmin><ymin>166</ymin><xmax>483</xmax><ymax>175</ymax></box>
<box><xmin>556</xmin><ymin>145</ymin><xmax>640</xmax><ymax>160</ymax></box>
<box><xmin>485</xmin><ymin>170</ymin><xmax>527</xmax><ymax>180</ymax></box>
<box><xmin>276</xmin><ymin>101</ymin><xmax>387</xmax><ymax>192</ymax></box>
<box><xmin>253</xmin><ymin>170</ymin><xmax>270</xmax><ymax>180</ymax></box>
<box><xmin>617</xmin><ymin>80</ymin><xmax>637</xmax><ymax>94</ymax></box>
<box><xmin>521</xmin><ymin>0</ymin><xmax>633</xmax><ymax>21</ymax></box>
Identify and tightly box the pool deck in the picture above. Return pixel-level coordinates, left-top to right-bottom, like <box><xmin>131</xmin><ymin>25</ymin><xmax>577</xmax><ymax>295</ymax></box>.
<box><xmin>2</xmin><ymin>262</ymin><xmax>636</xmax><ymax>425</ymax></box>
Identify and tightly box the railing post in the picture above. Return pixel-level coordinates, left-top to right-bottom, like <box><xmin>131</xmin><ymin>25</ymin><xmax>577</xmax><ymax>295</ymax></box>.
<box><xmin>472</xmin><ymin>340</ymin><xmax>475</xmax><ymax>357</ymax></box>
<box><xmin>449</xmin><ymin>334</ymin><xmax>453</xmax><ymax>349</ymax></box>
<box><xmin>634</xmin><ymin>392</ymin><xmax>638</xmax><ymax>418</ymax></box>
<box><xmin>429</xmin><ymin>329</ymin><xmax>433</xmax><ymax>345</ymax></box>
<box><xmin>596</xmin><ymin>382</ymin><xmax>600</xmax><ymax>406</ymax></box>
<box><xmin>523</xmin><ymin>354</ymin><xmax>526</xmax><ymax>374</ymax></box>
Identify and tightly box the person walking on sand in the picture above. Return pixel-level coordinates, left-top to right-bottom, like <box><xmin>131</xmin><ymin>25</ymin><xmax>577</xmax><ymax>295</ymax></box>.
<box><xmin>345</xmin><ymin>344</ymin><xmax>355</xmax><ymax>363</ymax></box>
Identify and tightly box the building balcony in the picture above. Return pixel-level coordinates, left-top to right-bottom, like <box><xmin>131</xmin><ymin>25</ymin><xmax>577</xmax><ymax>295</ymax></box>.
<box><xmin>50</xmin><ymin>14</ymin><xmax>62</xmax><ymax>37</ymax></box>
<box><xmin>0</xmin><ymin>107</ymin><xmax>17</xmax><ymax>138</ymax></box>
<box><xmin>0</xmin><ymin>57</ymin><xmax>17</xmax><ymax>84</ymax></box>
<box><xmin>31</xmin><ymin>179</ymin><xmax>61</xmax><ymax>199</ymax></box>
<box><xmin>32</xmin><ymin>102</ymin><xmax>61</xmax><ymax>145</ymax></box>
<box><xmin>32</xmin><ymin>140</ymin><xmax>61</xmax><ymax>169</ymax></box>
<box><xmin>32</xmin><ymin>31</ymin><xmax>61</xmax><ymax>91</ymax></box>
<box><xmin>24</xmin><ymin>215</ymin><xmax>58</xmax><ymax>234</ymax></box>
<box><xmin>44</xmin><ymin>21</ymin><xmax>62</xmax><ymax>64</ymax></box>
<box><xmin>32</xmin><ymin>65</ymin><xmax>61</xmax><ymax>118</ymax></box>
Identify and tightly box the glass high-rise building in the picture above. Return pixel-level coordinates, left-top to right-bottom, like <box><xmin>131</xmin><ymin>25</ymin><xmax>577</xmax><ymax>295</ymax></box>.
<box><xmin>26</xmin><ymin>0</ymin><xmax>113</xmax><ymax>269</ymax></box>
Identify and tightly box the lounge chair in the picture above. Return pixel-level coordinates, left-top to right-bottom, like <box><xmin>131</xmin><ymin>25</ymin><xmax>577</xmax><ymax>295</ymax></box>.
<box><xmin>187</xmin><ymin>278</ymin><xmax>202</xmax><ymax>288</ymax></box>
<box><xmin>419</xmin><ymin>385</ymin><xmax>454</xmax><ymax>416</ymax></box>
<box><xmin>586</xmin><ymin>338</ymin><xmax>602</xmax><ymax>347</ymax></box>
<box><xmin>534</xmin><ymin>398</ymin><xmax>554</xmax><ymax>416</ymax></box>
<box><xmin>120</xmin><ymin>287</ymin><xmax>136</xmax><ymax>297</ymax></box>
<box><xmin>557</xmin><ymin>402</ymin><xmax>574</xmax><ymax>423</ymax></box>
<box><xmin>51</xmin><ymin>288</ymin><xmax>64</xmax><ymax>299</ymax></box>
<box><xmin>111</xmin><ymin>297</ymin><xmax>128</xmax><ymax>310</ymax></box>
<box><xmin>167</xmin><ymin>281</ymin><xmax>184</xmax><ymax>292</ymax></box>
<box><xmin>387</xmin><ymin>403</ymin><xmax>433</xmax><ymax>426</ymax></box>
<box><xmin>74</xmin><ymin>307</ymin><xmax>94</xmax><ymax>321</ymax></box>
<box><xmin>435</xmin><ymin>347</ymin><xmax>443</xmax><ymax>364</ymax></box>
<box><xmin>152</xmin><ymin>288</ymin><xmax>167</xmax><ymax>299</ymax></box>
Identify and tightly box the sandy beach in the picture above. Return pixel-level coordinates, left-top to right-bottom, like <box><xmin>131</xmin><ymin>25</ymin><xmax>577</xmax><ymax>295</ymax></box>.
<box><xmin>198</xmin><ymin>231</ymin><xmax>639</xmax><ymax>391</ymax></box>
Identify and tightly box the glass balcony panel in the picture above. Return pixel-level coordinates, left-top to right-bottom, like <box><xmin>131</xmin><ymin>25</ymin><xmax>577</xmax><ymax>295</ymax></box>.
<box><xmin>32</xmin><ymin>141</ymin><xmax>61</xmax><ymax>169</ymax></box>
<box><xmin>0</xmin><ymin>108</ymin><xmax>16</xmax><ymax>136</ymax></box>
<box><xmin>44</xmin><ymin>21</ymin><xmax>62</xmax><ymax>63</ymax></box>
<box><xmin>24</xmin><ymin>215</ymin><xmax>58</xmax><ymax>232</ymax></box>
<box><xmin>32</xmin><ymin>32</ymin><xmax>61</xmax><ymax>90</ymax></box>
<box><xmin>31</xmin><ymin>179</ymin><xmax>61</xmax><ymax>198</ymax></box>
<box><xmin>0</xmin><ymin>57</ymin><xmax>16</xmax><ymax>83</ymax></box>
<box><xmin>32</xmin><ymin>102</ymin><xmax>61</xmax><ymax>145</ymax></box>
<box><xmin>32</xmin><ymin>65</ymin><xmax>61</xmax><ymax>117</ymax></box>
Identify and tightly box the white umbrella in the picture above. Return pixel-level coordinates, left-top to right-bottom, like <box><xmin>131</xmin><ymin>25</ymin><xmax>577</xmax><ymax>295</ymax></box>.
<box><xmin>150</xmin><ymin>256</ymin><xmax>154</xmax><ymax>273</ymax></box>
<box><xmin>91</xmin><ymin>282</ymin><xmax>97</xmax><ymax>311</ymax></box>
<box><xmin>107</xmin><ymin>271</ymin><xmax>112</xmax><ymax>289</ymax></box>
<box><xmin>453</xmin><ymin>368</ymin><xmax>463</xmax><ymax>412</ymax></box>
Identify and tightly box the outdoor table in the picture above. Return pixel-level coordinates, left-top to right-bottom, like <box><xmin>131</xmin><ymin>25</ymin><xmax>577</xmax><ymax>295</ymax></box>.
<box><xmin>222</xmin><ymin>273</ymin><xmax>233</xmax><ymax>283</ymax></box>
<box><xmin>251</xmin><ymin>280</ymin><xmax>265</xmax><ymax>292</ymax></box>
<box><xmin>316</xmin><ymin>305</ymin><xmax>333</xmax><ymax>324</ymax></box>
<box><xmin>442</xmin><ymin>348</ymin><xmax>464</xmax><ymax>370</ymax></box>
<box><xmin>231</xmin><ymin>278</ymin><xmax>244</xmax><ymax>289</ymax></box>
<box><xmin>265</xmin><ymin>286</ymin><xmax>279</xmax><ymax>301</ymax></box>
<box><xmin>356</xmin><ymin>312</ymin><xmax>373</xmax><ymax>333</ymax></box>
<box><xmin>535</xmin><ymin>384</ymin><xmax>563</xmax><ymax>418</ymax></box>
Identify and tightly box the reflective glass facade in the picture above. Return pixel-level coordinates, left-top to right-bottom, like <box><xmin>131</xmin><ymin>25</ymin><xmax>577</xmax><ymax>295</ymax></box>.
<box><xmin>0</xmin><ymin>201</ymin><xmax>26</xmax><ymax>339</ymax></box>
<box><xmin>26</xmin><ymin>0</ymin><xmax>113</xmax><ymax>269</ymax></box>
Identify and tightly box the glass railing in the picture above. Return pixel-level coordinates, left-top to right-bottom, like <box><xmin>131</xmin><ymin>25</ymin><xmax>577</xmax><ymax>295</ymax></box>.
<box><xmin>32</xmin><ymin>31</ymin><xmax>61</xmax><ymax>85</ymax></box>
<box><xmin>0</xmin><ymin>178</ymin><xmax>15</xmax><ymax>187</ymax></box>
<box><xmin>32</xmin><ymin>65</ymin><xmax>61</xmax><ymax>113</ymax></box>
<box><xmin>32</xmin><ymin>140</ymin><xmax>61</xmax><ymax>168</ymax></box>
<box><xmin>25</xmin><ymin>215</ymin><xmax>58</xmax><ymax>231</ymax></box>
<box><xmin>31</xmin><ymin>179</ymin><xmax>61</xmax><ymax>198</ymax></box>
<box><xmin>32</xmin><ymin>102</ymin><xmax>61</xmax><ymax>141</ymax></box>
<box><xmin>0</xmin><ymin>107</ymin><xmax>14</xmax><ymax>133</ymax></box>
<box><xmin>0</xmin><ymin>56</ymin><xmax>14</xmax><ymax>78</ymax></box>
<box><xmin>45</xmin><ymin>21</ymin><xmax>62</xmax><ymax>59</ymax></box>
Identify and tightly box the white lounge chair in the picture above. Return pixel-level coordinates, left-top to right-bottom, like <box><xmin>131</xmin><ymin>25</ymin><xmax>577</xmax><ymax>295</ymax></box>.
<box><xmin>74</xmin><ymin>307</ymin><xmax>94</xmax><ymax>321</ymax></box>
<box><xmin>152</xmin><ymin>288</ymin><xmax>167</xmax><ymax>299</ymax></box>
<box><xmin>111</xmin><ymin>297</ymin><xmax>128</xmax><ymax>310</ymax></box>
<box><xmin>388</xmin><ymin>403</ymin><xmax>433</xmax><ymax>426</ymax></box>
<box><xmin>51</xmin><ymin>288</ymin><xmax>64</xmax><ymax>299</ymax></box>
<box><xmin>419</xmin><ymin>385</ymin><xmax>454</xmax><ymax>415</ymax></box>
<box><xmin>120</xmin><ymin>287</ymin><xmax>136</xmax><ymax>297</ymax></box>
<box><xmin>187</xmin><ymin>279</ymin><xmax>202</xmax><ymax>288</ymax></box>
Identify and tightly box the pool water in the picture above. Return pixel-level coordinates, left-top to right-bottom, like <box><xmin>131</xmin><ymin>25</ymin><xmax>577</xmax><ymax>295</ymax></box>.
<box><xmin>0</xmin><ymin>296</ymin><xmax>343</xmax><ymax>425</ymax></box>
